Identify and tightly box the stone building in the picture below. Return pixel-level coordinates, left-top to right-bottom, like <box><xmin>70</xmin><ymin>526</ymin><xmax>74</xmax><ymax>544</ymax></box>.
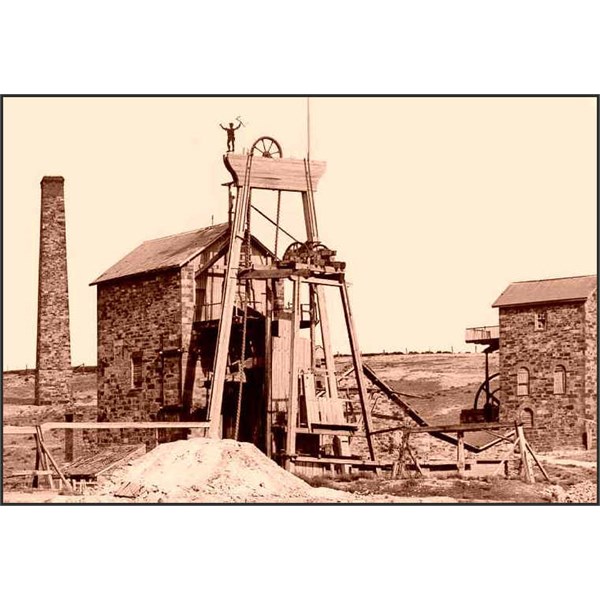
<box><xmin>493</xmin><ymin>275</ymin><xmax>597</xmax><ymax>450</ymax></box>
<box><xmin>90</xmin><ymin>222</ymin><xmax>281</xmax><ymax>448</ymax></box>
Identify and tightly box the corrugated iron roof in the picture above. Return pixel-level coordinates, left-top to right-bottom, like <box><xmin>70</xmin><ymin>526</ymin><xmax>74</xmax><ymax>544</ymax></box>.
<box><xmin>91</xmin><ymin>222</ymin><xmax>229</xmax><ymax>285</ymax></box>
<box><xmin>492</xmin><ymin>275</ymin><xmax>597</xmax><ymax>308</ymax></box>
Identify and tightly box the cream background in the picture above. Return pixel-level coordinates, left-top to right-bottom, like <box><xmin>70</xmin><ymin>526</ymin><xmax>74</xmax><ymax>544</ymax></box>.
<box><xmin>1</xmin><ymin>2</ymin><xmax>599</xmax><ymax>596</ymax></box>
<box><xmin>3</xmin><ymin>96</ymin><xmax>597</xmax><ymax>369</ymax></box>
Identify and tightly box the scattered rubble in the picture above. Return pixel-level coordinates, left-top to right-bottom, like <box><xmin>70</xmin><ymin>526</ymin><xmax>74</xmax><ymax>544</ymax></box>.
<box><xmin>549</xmin><ymin>481</ymin><xmax>597</xmax><ymax>504</ymax></box>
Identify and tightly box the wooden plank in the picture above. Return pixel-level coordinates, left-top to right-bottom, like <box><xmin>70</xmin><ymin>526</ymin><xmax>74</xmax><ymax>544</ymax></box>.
<box><xmin>36</xmin><ymin>426</ymin><xmax>54</xmax><ymax>490</ymax></box>
<box><xmin>303</xmin><ymin>277</ymin><xmax>342</xmax><ymax>287</ymax></box>
<box><xmin>38</xmin><ymin>433</ymin><xmax>71</xmax><ymax>493</ymax></box>
<box><xmin>516</xmin><ymin>424</ymin><xmax>534</xmax><ymax>483</ymax></box>
<box><xmin>207</xmin><ymin>158</ymin><xmax>253</xmax><ymax>437</ymax></box>
<box><xmin>285</xmin><ymin>278</ymin><xmax>301</xmax><ymax>468</ymax></box>
<box><xmin>65</xmin><ymin>445</ymin><xmax>145</xmax><ymax>478</ymax></box>
<box><xmin>295</xmin><ymin>426</ymin><xmax>357</xmax><ymax>436</ymax></box>
<box><xmin>238</xmin><ymin>268</ymin><xmax>296</xmax><ymax>280</ymax></box>
<box><xmin>457</xmin><ymin>432</ymin><xmax>466</xmax><ymax>475</ymax></box>
<box><xmin>224</xmin><ymin>154</ymin><xmax>326</xmax><ymax>193</ymax></box>
<box><xmin>7</xmin><ymin>470</ymin><xmax>55</xmax><ymax>477</ymax></box>
<box><xmin>4</xmin><ymin>426</ymin><xmax>37</xmax><ymax>435</ymax></box>
<box><xmin>264</xmin><ymin>286</ymin><xmax>273</xmax><ymax>458</ymax></box>
<box><xmin>340</xmin><ymin>281</ymin><xmax>375</xmax><ymax>461</ymax></box>
<box><xmin>491</xmin><ymin>439</ymin><xmax>519</xmax><ymax>477</ymax></box>
<box><xmin>315</xmin><ymin>286</ymin><xmax>339</xmax><ymax>404</ymax></box>
<box><xmin>302</xmin><ymin>372</ymin><xmax>319</xmax><ymax>429</ymax></box>
<box><xmin>362</xmin><ymin>364</ymin><xmax>428</xmax><ymax>426</ymax></box>
<box><xmin>291</xmin><ymin>456</ymin><xmax>392</xmax><ymax>467</ymax></box>
<box><xmin>525</xmin><ymin>441</ymin><xmax>551</xmax><ymax>482</ymax></box>
<box><xmin>328</xmin><ymin>398</ymin><xmax>346</xmax><ymax>424</ymax></box>
<box><xmin>271</xmin><ymin>316</ymin><xmax>291</xmax><ymax>400</ymax></box>
<box><xmin>371</xmin><ymin>421</ymin><xmax>522</xmax><ymax>436</ymax></box>
<box><xmin>406</xmin><ymin>445</ymin><xmax>424</xmax><ymax>476</ymax></box>
<box><xmin>42</xmin><ymin>422</ymin><xmax>209</xmax><ymax>431</ymax></box>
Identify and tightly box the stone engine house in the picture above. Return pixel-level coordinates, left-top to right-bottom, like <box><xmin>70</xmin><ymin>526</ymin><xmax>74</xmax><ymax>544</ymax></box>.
<box><xmin>91</xmin><ymin>222</ymin><xmax>284</xmax><ymax>449</ymax></box>
<box><xmin>493</xmin><ymin>275</ymin><xmax>597</xmax><ymax>451</ymax></box>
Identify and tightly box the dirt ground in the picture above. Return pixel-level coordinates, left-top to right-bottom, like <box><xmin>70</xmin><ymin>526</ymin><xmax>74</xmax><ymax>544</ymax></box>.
<box><xmin>2</xmin><ymin>355</ymin><xmax>597</xmax><ymax>504</ymax></box>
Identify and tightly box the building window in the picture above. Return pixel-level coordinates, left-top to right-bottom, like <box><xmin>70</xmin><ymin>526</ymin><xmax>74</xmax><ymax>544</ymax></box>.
<box><xmin>553</xmin><ymin>366</ymin><xmax>566</xmax><ymax>395</ymax></box>
<box><xmin>534</xmin><ymin>311</ymin><xmax>546</xmax><ymax>331</ymax></box>
<box><xmin>131</xmin><ymin>352</ymin><xmax>143</xmax><ymax>389</ymax></box>
<box><xmin>517</xmin><ymin>367</ymin><xmax>529</xmax><ymax>396</ymax></box>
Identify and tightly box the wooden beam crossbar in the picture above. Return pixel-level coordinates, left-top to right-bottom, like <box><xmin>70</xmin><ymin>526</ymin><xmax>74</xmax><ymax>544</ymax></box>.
<box><xmin>4</xmin><ymin>422</ymin><xmax>211</xmax><ymax>435</ymax></box>
<box><xmin>371</xmin><ymin>421</ymin><xmax>525</xmax><ymax>436</ymax></box>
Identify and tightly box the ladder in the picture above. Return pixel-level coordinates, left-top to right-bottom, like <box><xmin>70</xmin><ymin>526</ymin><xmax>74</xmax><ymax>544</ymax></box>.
<box><xmin>207</xmin><ymin>153</ymin><xmax>253</xmax><ymax>437</ymax></box>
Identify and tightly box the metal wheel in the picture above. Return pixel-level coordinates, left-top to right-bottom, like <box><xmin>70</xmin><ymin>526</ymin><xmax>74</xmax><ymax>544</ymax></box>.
<box><xmin>282</xmin><ymin>241</ymin><xmax>304</xmax><ymax>262</ymax></box>
<box><xmin>251</xmin><ymin>136</ymin><xmax>282</xmax><ymax>158</ymax></box>
<box><xmin>473</xmin><ymin>373</ymin><xmax>501</xmax><ymax>410</ymax></box>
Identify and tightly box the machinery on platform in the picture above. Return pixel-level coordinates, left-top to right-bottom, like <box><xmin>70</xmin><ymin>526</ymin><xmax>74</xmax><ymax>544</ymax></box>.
<box><xmin>461</xmin><ymin>326</ymin><xmax>501</xmax><ymax>423</ymax></box>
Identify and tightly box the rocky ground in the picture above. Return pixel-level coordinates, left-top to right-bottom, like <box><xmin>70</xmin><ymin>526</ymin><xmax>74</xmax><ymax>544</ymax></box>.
<box><xmin>3</xmin><ymin>356</ymin><xmax>596</xmax><ymax>504</ymax></box>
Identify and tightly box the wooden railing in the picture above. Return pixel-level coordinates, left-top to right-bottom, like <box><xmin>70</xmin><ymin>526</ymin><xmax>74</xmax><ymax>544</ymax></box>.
<box><xmin>465</xmin><ymin>325</ymin><xmax>499</xmax><ymax>343</ymax></box>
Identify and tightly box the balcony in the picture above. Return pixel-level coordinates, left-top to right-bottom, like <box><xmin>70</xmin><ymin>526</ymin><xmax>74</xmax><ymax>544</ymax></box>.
<box><xmin>465</xmin><ymin>325</ymin><xmax>499</xmax><ymax>345</ymax></box>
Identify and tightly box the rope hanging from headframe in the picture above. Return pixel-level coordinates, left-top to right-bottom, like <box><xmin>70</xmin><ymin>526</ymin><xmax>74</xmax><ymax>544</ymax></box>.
<box><xmin>274</xmin><ymin>191</ymin><xmax>282</xmax><ymax>258</ymax></box>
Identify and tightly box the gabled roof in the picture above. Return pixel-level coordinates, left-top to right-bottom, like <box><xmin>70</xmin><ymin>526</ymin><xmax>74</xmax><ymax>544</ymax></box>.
<box><xmin>492</xmin><ymin>275</ymin><xmax>597</xmax><ymax>308</ymax></box>
<box><xmin>91</xmin><ymin>223</ymin><xmax>230</xmax><ymax>285</ymax></box>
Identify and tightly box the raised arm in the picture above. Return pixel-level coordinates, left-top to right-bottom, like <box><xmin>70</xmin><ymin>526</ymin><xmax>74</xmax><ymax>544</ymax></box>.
<box><xmin>219</xmin><ymin>123</ymin><xmax>227</xmax><ymax>130</ymax></box>
<box><xmin>233</xmin><ymin>122</ymin><xmax>242</xmax><ymax>130</ymax></box>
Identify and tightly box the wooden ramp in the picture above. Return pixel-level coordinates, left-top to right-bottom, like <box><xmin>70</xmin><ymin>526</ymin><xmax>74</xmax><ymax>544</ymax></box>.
<box><xmin>361</xmin><ymin>363</ymin><xmax>510</xmax><ymax>453</ymax></box>
<box><xmin>63</xmin><ymin>445</ymin><xmax>146</xmax><ymax>481</ymax></box>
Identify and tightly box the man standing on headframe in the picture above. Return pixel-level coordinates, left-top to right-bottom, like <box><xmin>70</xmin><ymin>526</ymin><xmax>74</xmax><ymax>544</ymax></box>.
<box><xmin>220</xmin><ymin>118</ymin><xmax>242</xmax><ymax>152</ymax></box>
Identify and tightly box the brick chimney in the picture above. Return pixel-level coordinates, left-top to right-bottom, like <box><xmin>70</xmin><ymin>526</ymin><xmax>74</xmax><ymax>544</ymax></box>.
<box><xmin>35</xmin><ymin>176</ymin><xmax>72</xmax><ymax>405</ymax></box>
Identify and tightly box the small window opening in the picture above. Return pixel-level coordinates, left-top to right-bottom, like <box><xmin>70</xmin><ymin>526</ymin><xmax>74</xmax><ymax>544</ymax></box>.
<box><xmin>131</xmin><ymin>352</ymin><xmax>143</xmax><ymax>389</ymax></box>
<box><xmin>517</xmin><ymin>367</ymin><xmax>529</xmax><ymax>396</ymax></box>
<box><xmin>553</xmin><ymin>366</ymin><xmax>566</xmax><ymax>395</ymax></box>
<box><xmin>534</xmin><ymin>311</ymin><xmax>547</xmax><ymax>331</ymax></box>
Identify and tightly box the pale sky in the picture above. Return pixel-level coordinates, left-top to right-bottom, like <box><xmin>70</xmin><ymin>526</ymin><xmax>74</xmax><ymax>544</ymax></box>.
<box><xmin>2</xmin><ymin>96</ymin><xmax>597</xmax><ymax>369</ymax></box>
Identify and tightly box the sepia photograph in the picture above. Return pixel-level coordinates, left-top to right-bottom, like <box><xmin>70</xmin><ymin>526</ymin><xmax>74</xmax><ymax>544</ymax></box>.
<box><xmin>2</xmin><ymin>95</ymin><xmax>597</xmax><ymax>505</ymax></box>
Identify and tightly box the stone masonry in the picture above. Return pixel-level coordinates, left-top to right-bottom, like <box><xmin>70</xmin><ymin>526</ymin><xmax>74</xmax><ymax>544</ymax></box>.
<box><xmin>498</xmin><ymin>298</ymin><xmax>596</xmax><ymax>450</ymax></box>
<box><xmin>584</xmin><ymin>289</ymin><xmax>597</xmax><ymax>447</ymax></box>
<box><xmin>96</xmin><ymin>270</ymin><xmax>182</xmax><ymax>447</ymax></box>
<box><xmin>35</xmin><ymin>176</ymin><xmax>72</xmax><ymax>405</ymax></box>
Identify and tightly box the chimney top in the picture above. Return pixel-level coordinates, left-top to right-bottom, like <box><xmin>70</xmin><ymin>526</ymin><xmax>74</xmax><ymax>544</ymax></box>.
<box><xmin>41</xmin><ymin>176</ymin><xmax>64</xmax><ymax>198</ymax></box>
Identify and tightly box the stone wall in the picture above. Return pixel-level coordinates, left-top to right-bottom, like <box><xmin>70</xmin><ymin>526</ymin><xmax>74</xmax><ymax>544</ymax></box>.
<box><xmin>35</xmin><ymin>176</ymin><xmax>72</xmax><ymax>405</ymax></box>
<box><xmin>96</xmin><ymin>269</ymin><xmax>182</xmax><ymax>446</ymax></box>
<box><xmin>498</xmin><ymin>301</ymin><xmax>589</xmax><ymax>450</ymax></box>
<box><xmin>584</xmin><ymin>289</ymin><xmax>597</xmax><ymax>448</ymax></box>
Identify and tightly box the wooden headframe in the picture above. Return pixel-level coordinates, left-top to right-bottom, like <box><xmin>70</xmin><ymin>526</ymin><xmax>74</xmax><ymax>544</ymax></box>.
<box><xmin>223</xmin><ymin>154</ymin><xmax>327</xmax><ymax>192</ymax></box>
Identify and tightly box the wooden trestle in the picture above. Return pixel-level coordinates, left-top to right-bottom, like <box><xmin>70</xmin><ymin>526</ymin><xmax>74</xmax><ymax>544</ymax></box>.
<box><xmin>206</xmin><ymin>151</ymin><xmax>376</xmax><ymax>471</ymax></box>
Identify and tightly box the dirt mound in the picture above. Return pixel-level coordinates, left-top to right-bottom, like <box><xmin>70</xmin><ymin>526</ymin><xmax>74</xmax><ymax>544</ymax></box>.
<box><xmin>40</xmin><ymin>438</ymin><xmax>458</xmax><ymax>503</ymax></box>
<box><xmin>85</xmin><ymin>438</ymin><xmax>380</xmax><ymax>503</ymax></box>
<box><xmin>96</xmin><ymin>438</ymin><xmax>318</xmax><ymax>502</ymax></box>
<box><xmin>60</xmin><ymin>438</ymin><xmax>455</xmax><ymax>504</ymax></box>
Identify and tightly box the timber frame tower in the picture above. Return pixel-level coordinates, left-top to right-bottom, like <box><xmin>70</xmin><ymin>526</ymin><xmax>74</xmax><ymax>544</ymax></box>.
<box><xmin>206</xmin><ymin>137</ymin><xmax>376</xmax><ymax>472</ymax></box>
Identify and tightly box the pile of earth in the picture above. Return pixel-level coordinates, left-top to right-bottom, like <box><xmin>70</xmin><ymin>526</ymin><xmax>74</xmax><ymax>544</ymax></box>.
<box><xmin>60</xmin><ymin>438</ymin><xmax>456</xmax><ymax>503</ymax></box>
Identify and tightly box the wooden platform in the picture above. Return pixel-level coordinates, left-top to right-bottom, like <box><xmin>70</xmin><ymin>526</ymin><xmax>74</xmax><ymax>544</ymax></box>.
<box><xmin>224</xmin><ymin>153</ymin><xmax>326</xmax><ymax>192</ymax></box>
<box><xmin>63</xmin><ymin>445</ymin><xmax>146</xmax><ymax>480</ymax></box>
<box><xmin>289</xmin><ymin>455</ymin><xmax>392</xmax><ymax>477</ymax></box>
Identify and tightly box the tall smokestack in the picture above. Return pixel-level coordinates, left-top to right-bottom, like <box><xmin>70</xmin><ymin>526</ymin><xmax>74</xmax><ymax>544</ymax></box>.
<box><xmin>35</xmin><ymin>176</ymin><xmax>72</xmax><ymax>405</ymax></box>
